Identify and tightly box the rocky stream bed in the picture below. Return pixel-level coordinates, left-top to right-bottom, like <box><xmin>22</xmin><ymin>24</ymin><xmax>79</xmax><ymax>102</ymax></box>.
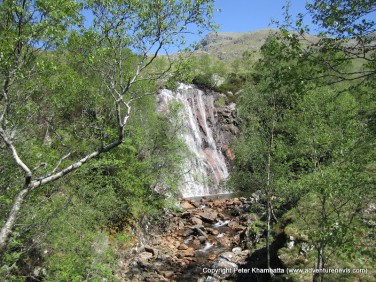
<box><xmin>116</xmin><ymin>194</ymin><xmax>282</xmax><ymax>282</ymax></box>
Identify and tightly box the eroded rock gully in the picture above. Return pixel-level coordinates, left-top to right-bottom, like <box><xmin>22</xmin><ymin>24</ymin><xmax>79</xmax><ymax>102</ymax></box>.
<box><xmin>117</xmin><ymin>196</ymin><xmax>261</xmax><ymax>282</ymax></box>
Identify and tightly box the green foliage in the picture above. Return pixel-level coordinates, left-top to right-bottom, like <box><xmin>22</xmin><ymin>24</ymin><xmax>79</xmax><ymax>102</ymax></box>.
<box><xmin>1</xmin><ymin>0</ymin><xmax>214</xmax><ymax>279</ymax></box>
<box><xmin>192</xmin><ymin>73</ymin><xmax>216</xmax><ymax>89</ymax></box>
<box><xmin>231</xmin><ymin>14</ymin><xmax>376</xmax><ymax>278</ymax></box>
<box><xmin>215</xmin><ymin>72</ymin><xmax>249</xmax><ymax>94</ymax></box>
<box><xmin>277</xmin><ymin>0</ymin><xmax>376</xmax><ymax>84</ymax></box>
<box><xmin>0</xmin><ymin>90</ymin><xmax>187</xmax><ymax>279</ymax></box>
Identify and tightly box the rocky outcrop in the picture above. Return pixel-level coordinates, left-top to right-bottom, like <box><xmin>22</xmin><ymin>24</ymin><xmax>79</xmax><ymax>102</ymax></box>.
<box><xmin>194</xmin><ymin>29</ymin><xmax>321</xmax><ymax>60</ymax></box>
<box><xmin>216</xmin><ymin>101</ymin><xmax>238</xmax><ymax>163</ymax></box>
<box><xmin>195</xmin><ymin>30</ymin><xmax>280</xmax><ymax>60</ymax></box>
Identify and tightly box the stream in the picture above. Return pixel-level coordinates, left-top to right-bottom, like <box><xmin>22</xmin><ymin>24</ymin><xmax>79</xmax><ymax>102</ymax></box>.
<box><xmin>117</xmin><ymin>195</ymin><xmax>265</xmax><ymax>281</ymax></box>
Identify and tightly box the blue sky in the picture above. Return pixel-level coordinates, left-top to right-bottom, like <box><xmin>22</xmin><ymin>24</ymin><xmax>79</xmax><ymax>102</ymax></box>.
<box><xmin>172</xmin><ymin>0</ymin><xmax>310</xmax><ymax>52</ymax></box>
<box><xmin>82</xmin><ymin>0</ymin><xmax>311</xmax><ymax>53</ymax></box>
<box><xmin>213</xmin><ymin>0</ymin><xmax>307</xmax><ymax>32</ymax></box>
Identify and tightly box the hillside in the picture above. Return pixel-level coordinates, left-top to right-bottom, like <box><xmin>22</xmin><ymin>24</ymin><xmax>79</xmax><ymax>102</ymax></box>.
<box><xmin>194</xmin><ymin>29</ymin><xmax>279</xmax><ymax>59</ymax></box>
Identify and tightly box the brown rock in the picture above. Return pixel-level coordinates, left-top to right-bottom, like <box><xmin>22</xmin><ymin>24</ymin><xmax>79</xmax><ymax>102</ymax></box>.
<box><xmin>139</xmin><ymin>251</ymin><xmax>153</xmax><ymax>261</ymax></box>
<box><xmin>190</xmin><ymin>201</ymin><xmax>200</xmax><ymax>208</ymax></box>
<box><xmin>217</xmin><ymin>212</ymin><xmax>226</xmax><ymax>220</ymax></box>
<box><xmin>178</xmin><ymin>243</ymin><xmax>189</xmax><ymax>250</ymax></box>
<box><xmin>180</xmin><ymin>211</ymin><xmax>191</xmax><ymax>218</ymax></box>
<box><xmin>191</xmin><ymin>217</ymin><xmax>203</xmax><ymax>226</ymax></box>
<box><xmin>208</xmin><ymin>254</ymin><xmax>217</xmax><ymax>261</ymax></box>
<box><xmin>214</xmin><ymin>199</ymin><xmax>225</xmax><ymax>207</ymax></box>
<box><xmin>180</xmin><ymin>228</ymin><xmax>194</xmax><ymax>237</ymax></box>
<box><xmin>198</xmin><ymin>236</ymin><xmax>206</xmax><ymax>243</ymax></box>
<box><xmin>144</xmin><ymin>245</ymin><xmax>156</xmax><ymax>255</ymax></box>
<box><xmin>167</xmin><ymin>243</ymin><xmax>175</xmax><ymax>250</ymax></box>
<box><xmin>200</xmin><ymin>197</ymin><xmax>209</xmax><ymax>204</ymax></box>
<box><xmin>161</xmin><ymin>271</ymin><xmax>174</xmax><ymax>279</ymax></box>
<box><xmin>192</xmin><ymin>239</ymin><xmax>201</xmax><ymax>248</ymax></box>
<box><xmin>228</xmin><ymin>221</ymin><xmax>245</xmax><ymax>231</ymax></box>
<box><xmin>177</xmin><ymin>248</ymin><xmax>195</xmax><ymax>258</ymax></box>
<box><xmin>198</xmin><ymin>210</ymin><xmax>218</xmax><ymax>223</ymax></box>
<box><xmin>233</xmin><ymin>197</ymin><xmax>241</xmax><ymax>204</ymax></box>
<box><xmin>217</xmin><ymin>236</ymin><xmax>232</xmax><ymax>248</ymax></box>
<box><xmin>181</xmin><ymin>201</ymin><xmax>195</xmax><ymax>209</ymax></box>
<box><xmin>223</xmin><ymin>144</ymin><xmax>235</xmax><ymax>160</ymax></box>
<box><xmin>207</xmin><ymin>228</ymin><xmax>219</xmax><ymax>235</ymax></box>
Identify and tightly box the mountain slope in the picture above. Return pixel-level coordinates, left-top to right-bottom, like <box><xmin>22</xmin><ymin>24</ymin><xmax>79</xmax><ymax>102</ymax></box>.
<box><xmin>195</xmin><ymin>29</ymin><xmax>279</xmax><ymax>59</ymax></box>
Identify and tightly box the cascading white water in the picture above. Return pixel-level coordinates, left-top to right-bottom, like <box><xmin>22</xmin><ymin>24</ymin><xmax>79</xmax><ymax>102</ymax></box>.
<box><xmin>157</xmin><ymin>83</ymin><xmax>229</xmax><ymax>198</ymax></box>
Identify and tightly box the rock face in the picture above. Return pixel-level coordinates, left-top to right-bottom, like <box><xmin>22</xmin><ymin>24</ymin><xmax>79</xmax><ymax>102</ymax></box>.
<box><xmin>195</xmin><ymin>29</ymin><xmax>279</xmax><ymax>60</ymax></box>
<box><xmin>157</xmin><ymin>84</ymin><xmax>238</xmax><ymax>198</ymax></box>
<box><xmin>117</xmin><ymin>197</ymin><xmax>258</xmax><ymax>281</ymax></box>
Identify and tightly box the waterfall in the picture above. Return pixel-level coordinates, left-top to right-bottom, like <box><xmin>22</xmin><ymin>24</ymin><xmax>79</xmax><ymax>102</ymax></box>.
<box><xmin>157</xmin><ymin>83</ymin><xmax>229</xmax><ymax>198</ymax></box>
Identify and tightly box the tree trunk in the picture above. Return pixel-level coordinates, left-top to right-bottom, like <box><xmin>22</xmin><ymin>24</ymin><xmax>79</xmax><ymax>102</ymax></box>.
<box><xmin>266</xmin><ymin>198</ymin><xmax>271</xmax><ymax>271</ymax></box>
<box><xmin>266</xmin><ymin>117</ymin><xmax>275</xmax><ymax>276</ymax></box>
<box><xmin>0</xmin><ymin>186</ymin><xmax>30</xmax><ymax>249</ymax></box>
<box><xmin>0</xmin><ymin>138</ymin><xmax>124</xmax><ymax>249</ymax></box>
<box><xmin>313</xmin><ymin>191</ymin><xmax>326</xmax><ymax>282</ymax></box>
<box><xmin>313</xmin><ymin>241</ymin><xmax>325</xmax><ymax>282</ymax></box>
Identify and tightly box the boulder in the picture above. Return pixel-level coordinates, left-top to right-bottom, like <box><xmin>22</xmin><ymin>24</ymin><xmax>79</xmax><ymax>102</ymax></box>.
<box><xmin>207</xmin><ymin>228</ymin><xmax>219</xmax><ymax>235</ymax></box>
<box><xmin>215</xmin><ymin>212</ymin><xmax>225</xmax><ymax>220</ymax></box>
<box><xmin>181</xmin><ymin>201</ymin><xmax>195</xmax><ymax>209</ymax></box>
<box><xmin>181</xmin><ymin>228</ymin><xmax>194</xmax><ymax>237</ymax></box>
<box><xmin>161</xmin><ymin>271</ymin><xmax>175</xmax><ymax>279</ymax></box>
<box><xmin>228</xmin><ymin>221</ymin><xmax>246</xmax><ymax>231</ymax></box>
<box><xmin>198</xmin><ymin>236</ymin><xmax>206</xmax><ymax>244</ymax></box>
<box><xmin>143</xmin><ymin>245</ymin><xmax>156</xmax><ymax>256</ymax></box>
<box><xmin>200</xmin><ymin>197</ymin><xmax>209</xmax><ymax>204</ymax></box>
<box><xmin>180</xmin><ymin>211</ymin><xmax>191</xmax><ymax>218</ymax></box>
<box><xmin>192</xmin><ymin>239</ymin><xmax>201</xmax><ymax>248</ymax></box>
<box><xmin>232</xmin><ymin>197</ymin><xmax>241</xmax><ymax>204</ymax></box>
<box><xmin>173</xmin><ymin>240</ymin><xmax>180</xmax><ymax>247</ymax></box>
<box><xmin>191</xmin><ymin>217</ymin><xmax>203</xmax><ymax>226</ymax></box>
<box><xmin>232</xmin><ymin>247</ymin><xmax>242</xmax><ymax>254</ymax></box>
<box><xmin>220</xmin><ymin>252</ymin><xmax>236</xmax><ymax>262</ymax></box>
<box><xmin>198</xmin><ymin>210</ymin><xmax>218</xmax><ymax>223</ymax></box>
<box><xmin>205</xmin><ymin>276</ymin><xmax>220</xmax><ymax>282</ymax></box>
<box><xmin>212</xmin><ymin>258</ymin><xmax>238</xmax><ymax>279</ymax></box>
<box><xmin>208</xmin><ymin>254</ymin><xmax>217</xmax><ymax>261</ymax></box>
<box><xmin>213</xmin><ymin>199</ymin><xmax>224</xmax><ymax>207</ymax></box>
<box><xmin>189</xmin><ymin>201</ymin><xmax>200</xmax><ymax>208</ymax></box>
<box><xmin>139</xmin><ymin>251</ymin><xmax>153</xmax><ymax>261</ymax></box>
<box><xmin>217</xmin><ymin>236</ymin><xmax>232</xmax><ymax>248</ymax></box>
<box><xmin>178</xmin><ymin>243</ymin><xmax>189</xmax><ymax>250</ymax></box>
<box><xmin>177</xmin><ymin>248</ymin><xmax>195</xmax><ymax>258</ymax></box>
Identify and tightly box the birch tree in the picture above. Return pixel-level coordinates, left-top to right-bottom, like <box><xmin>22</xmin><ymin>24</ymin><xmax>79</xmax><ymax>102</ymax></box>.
<box><xmin>0</xmin><ymin>0</ymin><xmax>215</xmax><ymax>249</ymax></box>
<box><xmin>231</xmin><ymin>37</ymin><xmax>298</xmax><ymax>274</ymax></box>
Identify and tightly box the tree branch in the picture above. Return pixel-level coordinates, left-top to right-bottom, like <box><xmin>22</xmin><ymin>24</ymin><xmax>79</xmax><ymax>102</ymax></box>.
<box><xmin>0</xmin><ymin>127</ymin><xmax>32</xmax><ymax>183</ymax></box>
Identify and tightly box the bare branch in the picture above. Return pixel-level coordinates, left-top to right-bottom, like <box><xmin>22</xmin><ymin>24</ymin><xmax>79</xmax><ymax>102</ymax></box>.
<box><xmin>47</xmin><ymin>151</ymin><xmax>71</xmax><ymax>176</ymax></box>
<box><xmin>31</xmin><ymin>139</ymin><xmax>122</xmax><ymax>190</ymax></box>
<box><xmin>0</xmin><ymin>127</ymin><xmax>32</xmax><ymax>182</ymax></box>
